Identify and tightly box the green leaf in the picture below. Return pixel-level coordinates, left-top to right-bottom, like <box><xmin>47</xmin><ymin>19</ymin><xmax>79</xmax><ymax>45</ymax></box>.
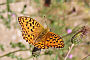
<box><xmin>44</xmin><ymin>50</ymin><xmax>53</xmax><ymax>55</ymax></box>
<box><xmin>10</xmin><ymin>42</ymin><xmax>17</xmax><ymax>48</ymax></box>
<box><xmin>17</xmin><ymin>57</ymin><xmax>23</xmax><ymax>60</ymax></box>
<box><xmin>10</xmin><ymin>42</ymin><xmax>26</xmax><ymax>49</ymax></box>
<box><xmin>17</xmin><ymin>42</ymin><xmax>26</xmax><ymax>50</ymax></box>
<box><xmin>54</xmin><ymin>54</ymin><xmax>58</xmax><ymax>60</ymax></box>
<box><xmin>34</xmin><ymin>0</ymin><xmax>39</xmax><ymax>3</ymax></box>
<box><xmin>6</xmin><ymin>53</ymin><xmax>16</xmax><ymax>58</ymax></box>
<box><xmin>0</xmin><ymin>44</ymin><xmax>5</xmax><ymax>51</ymax></box>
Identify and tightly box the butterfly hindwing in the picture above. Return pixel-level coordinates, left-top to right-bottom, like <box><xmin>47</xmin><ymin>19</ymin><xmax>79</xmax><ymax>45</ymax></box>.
<box><xmin>34</xmin><ymin>32</ymin><xmax>64</xmax><ymax>49</ymax></box>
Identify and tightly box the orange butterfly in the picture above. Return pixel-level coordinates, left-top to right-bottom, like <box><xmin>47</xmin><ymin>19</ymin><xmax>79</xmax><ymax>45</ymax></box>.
<box><xmin>18</xmin><ymin>16</ymin><xmax>64</xmax><ymax>49</ymax></box>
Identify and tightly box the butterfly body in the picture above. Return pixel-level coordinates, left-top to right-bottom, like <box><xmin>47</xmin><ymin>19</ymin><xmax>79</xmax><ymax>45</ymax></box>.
<box><xmin>18</xmin><ymin>16</ymin><xmax>64</xmax><ymax>49</ymax></box>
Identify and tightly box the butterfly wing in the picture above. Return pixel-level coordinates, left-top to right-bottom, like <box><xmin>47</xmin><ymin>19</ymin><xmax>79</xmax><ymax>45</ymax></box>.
<box><xmin>18</xmin><ymin>16</ymin><xmax>44</xmax><ymax>44</ymax></box>
<box><xmin>34</xmin><ymin>32</ymin><xmax>64</xmax><ymax>49</ymax></box>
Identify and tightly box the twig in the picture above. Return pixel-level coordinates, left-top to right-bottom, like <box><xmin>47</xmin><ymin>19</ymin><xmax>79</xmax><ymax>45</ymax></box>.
<box><xmin>64</xmin><ymin>44</ymin><xmax>74</xmax><ymax>60</ymax></box>
<box><xmin>81</xmin><ymin>54</ymin><xmax>90</xmax><ymax>60</ymax></box>
<box><xmin>0</xmin><ymin>49</ymin><xmax>31</xmax><ymax>58</ymax></box>
<box><xmin>0</xmin><ymin>3</ymin><xmax>6</xmax><ymax>5</ymax></box>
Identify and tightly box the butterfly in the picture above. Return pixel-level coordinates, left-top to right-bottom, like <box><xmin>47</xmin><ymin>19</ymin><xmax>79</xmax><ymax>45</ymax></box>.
<box><xmin>18</xmin><ymin>16</ymin><xmax>64</xmax><ymax>49</ymax></box>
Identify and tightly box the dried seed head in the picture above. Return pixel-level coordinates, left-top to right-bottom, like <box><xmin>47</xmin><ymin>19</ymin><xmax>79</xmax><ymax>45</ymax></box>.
<box><xmin>71</xmin><ymin>26</ymin><xmax>90</xmax><ymax>45</ymax></box>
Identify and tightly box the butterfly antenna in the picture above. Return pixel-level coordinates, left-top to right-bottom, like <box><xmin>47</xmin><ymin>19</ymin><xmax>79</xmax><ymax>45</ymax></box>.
<box><xmin>43</xmin><ymin>16</ymin><xmax>50</xmax><ymax>31</ymax></box>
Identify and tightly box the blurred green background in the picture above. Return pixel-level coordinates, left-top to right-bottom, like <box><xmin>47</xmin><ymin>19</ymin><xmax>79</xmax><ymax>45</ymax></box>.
<box><xmin>0</xmin><ymin>0</ymin><xmax>90</xmax><ymax>60</ymax></box>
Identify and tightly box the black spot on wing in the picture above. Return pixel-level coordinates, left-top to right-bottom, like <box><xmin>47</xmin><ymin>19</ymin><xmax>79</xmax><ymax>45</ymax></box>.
<box><xmin>33</xmin><ymin>26</ymin><xmax>35</xmax><ymax>29</ymax></box>
<box><xmin>35</xmin><ymin>22</ymin><xmax>40</xmax><ymax>27</ymax></box>
<box><xmin>26</xmin><ymin>24</ymin><xmax>27</xmax><ymax>26</ymax></box>
<box><xmin>25</xmin><ymin>17</ymin><xmax>27</xmax><ymax>20</ymax></box>
<box><xmin>52</xmin><ymin>39</ymin><xmax>56</xmax><ymax>41</ymax></box>
<box><xmin>28</xmin><ymin>35</ymin><xmax>30</xmax><ymax>37</ymax></box>
<box><xmin>35</xmin><ymin>22</ymin><xmax>37</xmax><ymax>25</ymax></box>
<box><xmin>26</xmin><ymin>21</ymin><xmax>28</xmax><ymax>23</ymax></box>
<box><xmin>56</xmin><ymin>41</ymin><xmax>58</xmax><ymax>42</ymax></box>
<box><xmin>27</xmin><ymin>27</ymin><xmax>29</xmax><ymax>29</ymax></box>
<box><xmin>32</xmin><ymin>20</ymin><xmax>34</xmax><ymax>24</ymax></box>
<box><xmin>50</xmin><ymin>38</ymin><xmax>52</xmax><ymax>39</ymax></box>
<box><xmin>29</xmin><ymin>23</ymin><xmax>32</xmax><ymax>26</ymax></box>
<box><xmin>54</xmin><ymin>37</ymin><xmax>57</xmax><ymax>38</ymax></box>
<box><xmin>31</xmin><ymin>29</ymin><xmax>33</xmax><ymax>32</ymax></box>
<box><xmin>29</xmin><ymin>18</ymin><xmax>32</xmax><ymax>22</ymax></box>
<box><xmin>46</xmin><ymin>40</ymin><xmax>49</xmax><ymax>41</ymax></box>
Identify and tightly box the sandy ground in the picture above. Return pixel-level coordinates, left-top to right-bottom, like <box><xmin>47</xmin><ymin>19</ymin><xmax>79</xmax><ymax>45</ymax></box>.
<box><xmin>0</xmin><ymin>0</ymin><xmax>90</xmax><ymax>60</ymax></box>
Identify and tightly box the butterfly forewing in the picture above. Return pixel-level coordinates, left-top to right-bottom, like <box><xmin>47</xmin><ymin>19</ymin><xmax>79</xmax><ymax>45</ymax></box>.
<box><xmin>18</xmin><ymin>16</ymin><xmax>44</xmax><ymax>44</ymax></box>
